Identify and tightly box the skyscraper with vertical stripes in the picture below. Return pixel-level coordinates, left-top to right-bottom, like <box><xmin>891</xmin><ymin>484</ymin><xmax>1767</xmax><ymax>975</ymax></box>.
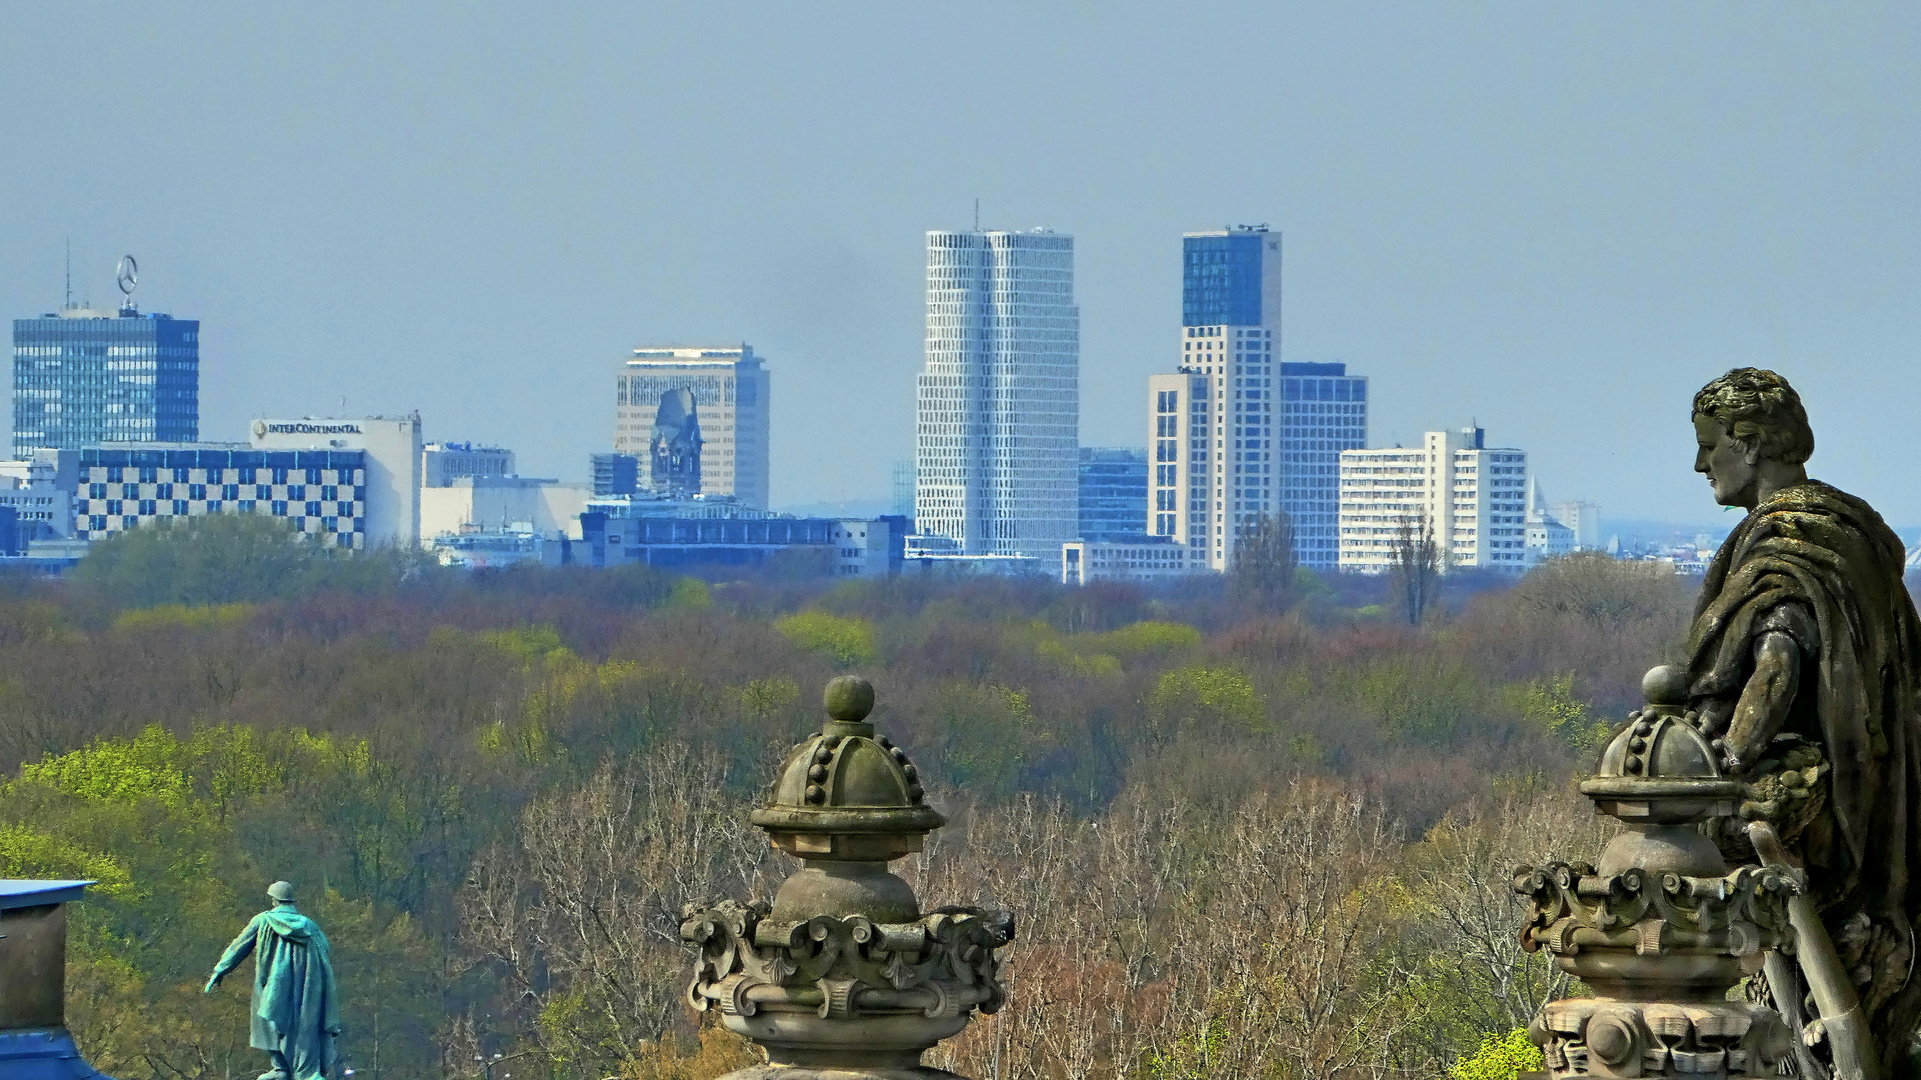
<box><xmin>914</xmin><ymin>229</ymin><xmax>1079</xmax><ymax>559</ymax></box>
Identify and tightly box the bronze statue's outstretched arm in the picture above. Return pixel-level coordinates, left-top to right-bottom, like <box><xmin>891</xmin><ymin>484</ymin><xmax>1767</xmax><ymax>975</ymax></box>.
<box><xmin>204</xmin><ymin>914</ymin><xmax>261</xmax><ymax>993</ymax></box>
<box><xmin>1722</xmin><ymin>629</ymin><xmax>1801</xmax><ymax>772</ymax></box>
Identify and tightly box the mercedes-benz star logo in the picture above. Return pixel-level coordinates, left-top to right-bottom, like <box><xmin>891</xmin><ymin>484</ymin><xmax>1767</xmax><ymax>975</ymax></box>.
<box><xmin>115</xmin><ymin>255</ymin><xmax>138</xmax><ymax>297</ymax></box>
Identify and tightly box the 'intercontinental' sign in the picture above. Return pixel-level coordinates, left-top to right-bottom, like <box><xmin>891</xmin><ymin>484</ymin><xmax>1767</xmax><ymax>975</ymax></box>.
<box><xmin>252</xmin><ymin>420</ymin><xmax>363</xmax><ymax>437</ymax></box>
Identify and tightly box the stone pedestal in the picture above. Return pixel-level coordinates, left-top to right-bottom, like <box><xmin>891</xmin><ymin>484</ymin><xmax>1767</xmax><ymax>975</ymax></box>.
<box><xmin>1515</xmin><ymin>667</ymin><xmax>1797</xmax><ymax>1079</ymax></box>
<box><xmin>683</xmin><ymin>677</ymin><xmax>1013</xmax><ymax>1080</ymax></box>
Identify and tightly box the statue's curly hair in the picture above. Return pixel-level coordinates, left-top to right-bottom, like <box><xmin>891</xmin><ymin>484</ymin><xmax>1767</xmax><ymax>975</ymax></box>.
<box><xmin>1692</xmin><ymin>368</ymin><xmax>1814</xmax><ymax>465</ymax></box>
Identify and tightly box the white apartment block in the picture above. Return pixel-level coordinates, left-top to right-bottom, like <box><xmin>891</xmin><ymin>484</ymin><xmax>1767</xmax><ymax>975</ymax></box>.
<box><xmin>614</xmin><ymin>345</ymin><xmax>771</xmax><ymax>508</ymax></box>
<box><xmin>915</xmin><ymin>229</ymin><xmax>1079</xmax><ymax>559</ymax></box>
<box><xmin>1338</xmin><ymin>426</ymin><xmax>1530</xmax><ymax>572</ymax></box>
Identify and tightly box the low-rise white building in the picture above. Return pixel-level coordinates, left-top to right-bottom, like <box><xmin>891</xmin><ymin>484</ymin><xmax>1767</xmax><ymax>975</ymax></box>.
<box><xmin>429</xmin><ymin>531</ymin><xmax>566</xmax><ymax>569</ymax></box>
<box><xmin>1061</xmin><ymin>538</ymin><xmax>1208</xmax><ymax>586</ymax></box>
<box><xmin>1338</xmin><ymin>426</ymin><xmax>1530</xmax><ymax>573</ymax></box>
<box><xmin>419</xmin><ymin>476</ymin><xmax>590</xmax><ymax>543</ymax></box>
<box><xmin>422</xmin><ymin>442</ymin><xmax>514</xmax><ymax>487</ymax></box>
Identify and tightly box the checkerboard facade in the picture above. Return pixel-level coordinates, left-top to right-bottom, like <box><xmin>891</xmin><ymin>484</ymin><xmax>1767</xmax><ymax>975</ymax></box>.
<box><xmin>74</xmin><ymin>448</ymin><xmax>367</xmax><ymax>548</ymax></box>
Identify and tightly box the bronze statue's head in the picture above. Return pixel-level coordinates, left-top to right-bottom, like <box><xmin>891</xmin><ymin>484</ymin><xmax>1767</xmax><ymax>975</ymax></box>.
<box><xmin>1691</xmin><ymin>368</ymin><xmax>1813</xmax><ymax>509</ymax></box>
<box><xmin>267</xmin><ymin>880</ymin><xmax>296</xmax><ymax>905</ymax></box>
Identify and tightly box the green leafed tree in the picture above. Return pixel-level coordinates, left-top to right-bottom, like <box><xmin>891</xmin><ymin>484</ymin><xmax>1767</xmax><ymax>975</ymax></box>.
<box><xmin>73</xmin><ymin>514</ymin><xmax>428</xmax><ymax>609</ymax></box>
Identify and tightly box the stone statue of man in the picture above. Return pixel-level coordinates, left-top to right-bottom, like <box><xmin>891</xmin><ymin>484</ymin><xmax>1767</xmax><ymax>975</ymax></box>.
<box><xmin>205</xmin><ymin>881</ymin><xmax>343</xmax><ymax>1080</ymax></box>
<box><xmin>1686</xmin><ymin>368</ymin><xmax>1921</xmax><ymax>1074</ymax></box>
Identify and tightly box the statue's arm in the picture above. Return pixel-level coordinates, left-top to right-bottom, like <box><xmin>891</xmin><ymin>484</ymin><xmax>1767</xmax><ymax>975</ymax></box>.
<box><xmin>204</xmin><ymin>915</ymin><xmax>260</xmax><ymax>992</ymax></box>
<box><xmin>1722</xmin><ymin>629</ymin><xmax>1802</xmax><ymax>773</ymax></box>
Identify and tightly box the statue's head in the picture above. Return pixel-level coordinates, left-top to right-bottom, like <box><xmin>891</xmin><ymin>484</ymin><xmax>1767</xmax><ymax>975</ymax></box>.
<box><xmin>267</xmin><ymin>880</ymin><xmax>296</xmax><ymax>905</ymax></box>
<box><xmin>1691</xmin><ymin>368</ymin><xmax>1813</xmax><ymax>508</ymax></box>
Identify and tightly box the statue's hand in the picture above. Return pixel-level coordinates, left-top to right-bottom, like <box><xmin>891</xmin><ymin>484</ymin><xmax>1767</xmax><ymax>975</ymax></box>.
<box><xmin>1694</xmin><ymin>697</ymin><xmax>1735</xmax><ymax>738</ymax></box>
<box><xmin>203</xmin><ymin>973</ymin><xmax>221</xmax><ymax>994</ymax></box>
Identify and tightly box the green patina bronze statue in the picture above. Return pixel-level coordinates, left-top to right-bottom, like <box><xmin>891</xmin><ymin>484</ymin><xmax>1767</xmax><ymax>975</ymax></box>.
<box><xmin>205</xmin><ymin>881</ymin><xmax>343</xmax><ymax>1080</ymax></box>
<box><xmin>1686</xmin><ymin>368</ymin><xmax>1921</xmax><ymax>1078</ymax></box>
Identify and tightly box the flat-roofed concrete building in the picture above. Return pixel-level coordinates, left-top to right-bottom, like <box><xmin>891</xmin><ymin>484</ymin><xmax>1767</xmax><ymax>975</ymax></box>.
<box><xmin>422</xmin><ymin>442</ymin><xmax>514</xmax><ymax>487</ymax></box>
<box><xmin>614</xmin><ymin>345</ymin><xmax>770</xmax><ymax>508</ymax></box>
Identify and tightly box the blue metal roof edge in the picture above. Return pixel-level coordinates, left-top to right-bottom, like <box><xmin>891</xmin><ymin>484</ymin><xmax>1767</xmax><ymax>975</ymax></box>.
<box><xmin>0</xmin><ymin>1026</ymin><xmax>112</xmax><ymax>1080</ymax></box>
<box><xmin>0</xmin><ymin>881</ymin><xmax>92</xmax><ymax>911</ymax></box>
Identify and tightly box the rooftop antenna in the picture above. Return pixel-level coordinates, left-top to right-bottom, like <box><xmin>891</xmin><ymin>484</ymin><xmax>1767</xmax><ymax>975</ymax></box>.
<box><xmin>974</xmin><ymin>198</ymin><xmax>980</xmax><ymax>232</ymax></box>
<box><xmin>63</xmin><ymin>237</ymin><xmax>71</xmax><ymax>309</ymax></box>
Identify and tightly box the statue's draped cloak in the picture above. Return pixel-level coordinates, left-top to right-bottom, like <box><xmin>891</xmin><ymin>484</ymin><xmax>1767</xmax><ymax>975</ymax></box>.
<box><xmin>212</xmin><ymin>906</ymin><xmax>341</xmax><ymax>1080</ymax></box>
<box><xmin>1685</xmin><ymin>479</ymin><xmax>1921</xmax><ymax>1037</ymax></box>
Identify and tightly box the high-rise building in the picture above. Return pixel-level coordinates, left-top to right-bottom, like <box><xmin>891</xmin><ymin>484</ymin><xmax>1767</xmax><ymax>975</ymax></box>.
<box><xmin>591</xmin><ymin>452</ymin><xmax>640</xmax><ymax>498</ymax></box>
<box><xmin>1146</xmin><ymin>228</ymin><xmax>1366</xmax><ymax>571</ymax></box>
<box><xmin>915</xmin><ymin>229</ymin><xmax>1078</xmax><ymax>558</ymax></box>
<box><xmin>13</xmin><ymin>301</ymin><xmax>199</xmax><ymax>457</ymax></box>
<box><xmin>891</xmin><ymin>460</ymin><xmax>916</xmax><ymax>518</ymax></box>
<box><xmin>1337</xmin><ymin>425</ymin><xmax>1530</xmax><ymax>572</ymax></box>
<box><xmin>613</xmin><ymin>345</ymin><xmax>770</xmax><ymax>508</ymax></box>
<box><xmin>1077</xmin><ymin>447</ymin><xmax>1148</xmax><ymax>541</ymax></box>
<box><xmin>1146</xmin><ymin>227</ymin><xmax>1282</xmax><ymax>572</ymax></box>
<box><xmin>1549</xmin><ymin>499</ymin><xmax>1602</xmax><ymax>549</ymax></box>
<box><xmin>1278</xmin><ymin>362</ymin><xmax>1367</xmax><ymax>567</ymax></box>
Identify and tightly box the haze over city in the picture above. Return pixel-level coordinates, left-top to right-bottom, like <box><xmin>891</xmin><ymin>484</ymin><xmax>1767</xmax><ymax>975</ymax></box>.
<box><xmin>2</xmin><ymin>3</ymin><xmax>1915</xmax><ymax>524</ymax></box>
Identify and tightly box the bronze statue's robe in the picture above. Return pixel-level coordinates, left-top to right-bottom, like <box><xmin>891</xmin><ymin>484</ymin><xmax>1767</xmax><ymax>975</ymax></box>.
<box><xmin>210</xmin><ymin>905</ymin><xmax>342</xmax><ymax>1080</ymax></box>
<box><xmin>1686</xmin><ymin>479</ymin><xmax>1921</xmax><ymax>1053</ymax></box>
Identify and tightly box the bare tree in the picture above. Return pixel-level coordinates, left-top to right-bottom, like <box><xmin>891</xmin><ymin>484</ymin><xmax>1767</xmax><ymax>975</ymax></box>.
<box><xmin>1388</xmin><ymin>514</ymin><xmax>1444</xmax><ymax>626</ymax></box>
<box><xmin>1230</xmin><ymin>512</ymin><xmax>1300</xmax><ymax>610</ymax></box>
<box><xmin>459</xmin><ymin>745</ymin><xmax>777</xmax><ymax>1078</ymax></box>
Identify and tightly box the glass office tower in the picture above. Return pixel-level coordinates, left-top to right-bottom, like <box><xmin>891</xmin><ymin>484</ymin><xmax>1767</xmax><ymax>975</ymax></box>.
<box><xmin>916</xmin><ymin>229</ymin><xmax>1079</xmax><ymax>559</ymax></box>
<box><xmin>13</xmin><ymin>306</ymin><xmax>199</xmax><ymax>457</ymax></box>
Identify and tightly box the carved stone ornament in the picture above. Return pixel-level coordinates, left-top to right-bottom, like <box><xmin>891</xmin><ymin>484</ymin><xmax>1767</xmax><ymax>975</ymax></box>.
<box><xmin>681</xmin><ymin>676</ymin><xmax>1015</xmax><ymax>1080</ymax></box>
<box><xmin>1516</xmin><ymin>665</ymin><xmax>1799</xmax><ymax>1079</ymax></box>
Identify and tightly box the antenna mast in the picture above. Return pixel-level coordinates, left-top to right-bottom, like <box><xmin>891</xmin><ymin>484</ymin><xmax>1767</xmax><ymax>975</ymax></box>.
<box><xmin>63</xmin><ymin>238</ymin><xmax>71</xmax><ymax>309</ymax></box>
<box><xmin>974</xmin><ymin>198</ymin><xmax>980</xmax><ymax>232</ymax></box>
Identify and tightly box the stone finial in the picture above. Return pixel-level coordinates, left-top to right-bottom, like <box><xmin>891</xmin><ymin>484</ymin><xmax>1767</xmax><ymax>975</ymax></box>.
<box><xmin>1514</xmin><ymin>668</ymin><xmax>1798</xmax><ymax>1079</ymax></box>
<box><xmin>683</xmin><ymin>680</ymin><xmax>1014</xmax><ymax>1079</ymax></box>
<box><xmin>823</xmin><ymin>675</ymin><xmax>876</xmax><ymax>722</ymax></box>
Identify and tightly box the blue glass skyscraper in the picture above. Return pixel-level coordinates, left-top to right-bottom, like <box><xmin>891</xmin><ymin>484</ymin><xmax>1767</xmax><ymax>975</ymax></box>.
<box><xmin>1078</xmin><ymin>446</ymin><xmax>1149</xmax><ymax>541</ymax></box>
<box><xmin>1182</xmin><ymin>230</ymin><xmax>1275</xmax><ymax>328</ymax></box>
<box><xmin>13</xmin><ymin>301</ymin><xmax>199</xmax><ymax>457</ymax></box>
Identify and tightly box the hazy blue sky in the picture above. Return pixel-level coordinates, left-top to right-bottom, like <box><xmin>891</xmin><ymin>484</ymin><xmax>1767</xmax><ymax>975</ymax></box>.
<box><xmin>3</xmin><ymin>4</ymin><xmax>1916</xmax><ymax>524</ymax></box>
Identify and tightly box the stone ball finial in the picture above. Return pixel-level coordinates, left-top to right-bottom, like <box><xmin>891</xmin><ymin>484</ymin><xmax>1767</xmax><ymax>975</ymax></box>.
<box><xmin>824</xmin><ymin>675</ymin><xmax>875</xmax><ymax>721</ymax></box>
<box><xmin>1642</xmin><ymin>664</ymin><xmax>1688</xmax><ymax>707</ymax></box>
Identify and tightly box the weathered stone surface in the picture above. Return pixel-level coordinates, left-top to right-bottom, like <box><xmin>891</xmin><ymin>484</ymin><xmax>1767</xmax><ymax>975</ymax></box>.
<box><xmin>684</xmin><ymin>677</ymin><xmax>1013</xmax><ymax>1080</ymax></box>
<box><xmin>1516</xmin><ymin>666</ymin><xmax>1797</xmax><ymax>1079</ymax></box>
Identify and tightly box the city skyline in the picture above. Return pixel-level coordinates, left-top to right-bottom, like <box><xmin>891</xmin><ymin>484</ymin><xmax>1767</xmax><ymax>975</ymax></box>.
<box><xmin>1</xmin><ymin>6</ymin><xmax>1916</xmax><ymax>525</ymax></box>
